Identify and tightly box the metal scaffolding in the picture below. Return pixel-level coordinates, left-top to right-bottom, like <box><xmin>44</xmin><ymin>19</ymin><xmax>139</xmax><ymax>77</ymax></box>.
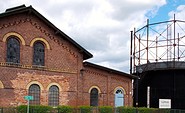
<box><xmin>130</xmin><ymin>15</ymin><xmax>185</xmax><ymax>74</ymax></box>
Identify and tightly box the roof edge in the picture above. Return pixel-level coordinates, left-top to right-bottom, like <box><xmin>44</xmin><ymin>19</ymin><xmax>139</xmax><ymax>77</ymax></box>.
<box><xmin>5</xmin><ymin>4</ymin><xmax>26</xmax><ymax>12</ymax></box>
<box><xmin>83</xmin><ymin>62</ymin><xmax>137</xmax><ymax>79</ymax></box>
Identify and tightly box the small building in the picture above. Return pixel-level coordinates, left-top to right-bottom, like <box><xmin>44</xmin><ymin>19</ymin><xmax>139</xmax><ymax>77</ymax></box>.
<box><xmin>0</xmin><ymin>5</ymin><xmax>135</xmax><ymax>107</ymax></box>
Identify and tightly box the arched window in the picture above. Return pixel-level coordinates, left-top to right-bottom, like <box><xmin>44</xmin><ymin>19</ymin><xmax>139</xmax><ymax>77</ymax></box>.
<box><xmin>6</xmin><ymin>37</ymin><xmax>20</xmax><ymax>63</ymax></box>
<box><xmin>48</xmin><ymin>85</ymin><xmax>59</xmax><ymax>106</ymax></box>
<box><xmin>115</xmin><ymin>88</ymin><xmax>124</xmax><ymax>107</ymax></box>
<box><xmin>29</xmin><ymin>84</ymin><xmax>40</xmax><ymax>105</ymax></box>
<box><xmin>33</xmin><ymin>41</ymin><xmax>45</xmax><ymax>66</ymax></box>
<box><xmin>90</xmin><ymin>88</ymin><xmax>99</xmax><ymax>106</ymax></box>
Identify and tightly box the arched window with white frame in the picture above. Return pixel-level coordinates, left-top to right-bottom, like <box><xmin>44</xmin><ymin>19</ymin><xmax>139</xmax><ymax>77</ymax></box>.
<box><xmin>115</xmin><ymin>88</ymin><xmax>125</xmax><ymax>107</ymax></box>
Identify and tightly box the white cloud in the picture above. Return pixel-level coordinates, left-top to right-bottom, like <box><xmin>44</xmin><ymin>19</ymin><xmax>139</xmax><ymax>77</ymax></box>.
<box><xmin>169</xmin><ymin>5</ymin><xmax>185</xmax><ymax>20</ymax></box>
<box><xmin>0</xmin><ymin>0</ymin><xmax>167</xmax><ymax>72</ymax></box>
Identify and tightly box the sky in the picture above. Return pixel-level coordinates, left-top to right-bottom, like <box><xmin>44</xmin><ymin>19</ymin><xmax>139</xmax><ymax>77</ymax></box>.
<box><xmin>1</xmin><ymin>0</ymin><xmax>185</xmax><ymax>73</ymax></box>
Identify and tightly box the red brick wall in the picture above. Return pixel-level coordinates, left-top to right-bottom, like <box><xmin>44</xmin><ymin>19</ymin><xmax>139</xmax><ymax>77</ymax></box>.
<box><xmin>0</xmin><ymin>13</ymin><xmax>82</xmax><ymax>107</ymax></box>
<box><xmin>0</xmin><ymin>65</ymin><xmax>79</xmax><ymax>107</ymax></box>
<box><xmin>0</xmin><ymin>11</ymin><xmax>133</xmax><ymax>107</ymax></box>
<box><xmin>82</xmin><ymin>66</ymin><xmax>133</xmax><ymax>106</ymax></box>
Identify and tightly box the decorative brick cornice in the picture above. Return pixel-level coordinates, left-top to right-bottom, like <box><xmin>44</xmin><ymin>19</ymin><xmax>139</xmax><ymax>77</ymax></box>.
<box><xmin>0</xmin><ymin>62</ymin><xmax>77</xmax><ymax>74</ymax></box>
<box><xmin>111</xmin><ymin>76</ymin><xmax>129</xmax><ymax>83</ymax></box>
<box><xmin>0</xmin><ymin>18</ymin><xmax>28</xmax><ymax>29</ymax></box>
<box><xmin>85</xmin><ymin>69</ymin><xmax>107</xmax><ymax>77</ymax></box>
<box><xmin>28</xmin><ymin>18</ymin><xmax>78</xmax><ymax>58</ymax></box>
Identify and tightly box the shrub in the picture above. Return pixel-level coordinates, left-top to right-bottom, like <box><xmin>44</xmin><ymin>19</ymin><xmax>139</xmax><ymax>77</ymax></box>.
<box><xmin>138</xmin><ymin>107</ymin><xmax>156</xmax><ymax>113</ymax></box>
<box><xmin>78</xmin><ymin>106</ymin><xmax>92</xmax><ymax>113</ymax></box>
<box><xmin>17</xmin><ymin>105</ymin><xmax>52</xmax><ymax>113</ymax></box>
<box><xmin>17</xmin><ymin>105</ymin><xmax>27</xmax><ymax>113</ymax></box>
<box><xmin>0</xmin><ymin>107</ymin><xmax>17</xmax><ymax>113</ymax></box>
<box><xmin>99</xmin><ymin>106</ymin><xmax>113</xmax><ymax>113</ymax></box>
<box><xmin>117</xmin><ymin>106</ymin><xmax>136</xmax><ymax>113</ymax></box>
<box><xmin>156</xmin><ymin>109</ymin><xmax>170</xmax><ymax>113</ymax></box>
<box><xmin>57</xmin><ymin>105</ymin><xmax>73</xmax><ymax>113</ymax></box>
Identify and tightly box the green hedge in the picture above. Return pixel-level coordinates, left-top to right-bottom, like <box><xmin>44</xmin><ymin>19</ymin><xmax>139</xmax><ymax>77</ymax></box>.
<box><xmin>138</xmin><ymin>107</ymin><xmax>156</xmax><ymax>113</ymax></box>
<box><xmin>17</xmin><ymin>105</ymin><xmax>52</xmax><ymax>113</ymax></box>
<box><xmin>57</xmin><ymin>105</ymin><xmax>73</xmax><ymax>113</ymax></box>
<box><xmin>15</xmin><ymin>105</ymin><xmax>172</xmax><ymax>113</ymax></box>
<box><xmin>99</xmin><ymin>106</ymin><xmax>113</xmax><ymax>113</ymax></box>
<box><xmin>156</xmin><ymin>109</ymin><xmax>171</xmax><ymax>113</ymax></box>
<box><xmin>117</xmin><ymin>106</ymin><xmax>136</xmax><ymax>113</ymax></box>
<box><xmin>78</xmin><ymin>106</ymin><xmax>92</xmax><ymax>113</ymax></box>
<box><xmin>117</xmin><ymin>107</ymin><xmax>167</xmax><ymax>113</ymax></box>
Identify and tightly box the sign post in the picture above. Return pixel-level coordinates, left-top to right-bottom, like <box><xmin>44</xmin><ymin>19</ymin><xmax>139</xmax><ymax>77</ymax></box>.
<box><xmin>147</xmin><ymin>86</ymin><xmax>150</xmax><ymax>108</ymax></box>
<box><xmin>24</xmin><ymin>96</ymin><xmax>33</xmax><ymax>113</ymax></box>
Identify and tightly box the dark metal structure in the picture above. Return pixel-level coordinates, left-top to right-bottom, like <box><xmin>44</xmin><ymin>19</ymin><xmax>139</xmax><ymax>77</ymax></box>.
<box><xmin>131</xmin><ymin>15</ymin><xmax>185</xmax><ymax>109</ymax></box>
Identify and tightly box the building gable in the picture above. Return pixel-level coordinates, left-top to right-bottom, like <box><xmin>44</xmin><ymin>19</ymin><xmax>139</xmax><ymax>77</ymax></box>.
<box><xmin>0</xmin><ymin>5</ymin><xmax>92</xmax><ymax>60</ymax></box>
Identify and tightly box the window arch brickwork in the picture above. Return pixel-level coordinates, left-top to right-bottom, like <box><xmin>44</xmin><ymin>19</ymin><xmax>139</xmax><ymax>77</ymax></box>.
<box><xmin>0</xmin><ymin>81</ymin><xmax>4</xmax><ymax>88</ymax></box>
<box><xmin>3</xmin><ymin>32</ymin><xmax>25</xmax><ymax>45</ymax></box>
<box><xmin>30</xmin><ymin>38</ymin><xmax>50</xmax><ymax>49</ymax></box>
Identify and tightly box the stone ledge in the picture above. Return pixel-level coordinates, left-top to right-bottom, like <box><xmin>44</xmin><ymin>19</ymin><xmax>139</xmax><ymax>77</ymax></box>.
<box><xmin>0</xmin><ymin>62</ymin><xmax>77</xmax><ymax>74</ymax></box>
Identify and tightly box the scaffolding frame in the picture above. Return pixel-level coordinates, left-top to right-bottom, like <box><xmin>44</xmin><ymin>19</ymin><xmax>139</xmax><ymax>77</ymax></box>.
<box><xmin>130</xmin><ymin>15</ymin><xmax>185</xmax><ymax>74</ymax></box>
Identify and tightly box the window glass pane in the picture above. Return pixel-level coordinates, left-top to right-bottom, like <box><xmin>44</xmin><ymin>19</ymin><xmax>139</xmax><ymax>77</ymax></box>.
<box><xmin>116</xmin><ymin>89</ymin><xmax>123</xmax><ymax>94</ymax></box>
<box><xmin>6</xmin><ymin>37</ymin><xmax>20</xmax><ymax>63</ymax></box>
<box><xmin>48</xmin><ymin>85</ymin><xmax>59</xmax><ymax>106</ymax></box>
<box><xmin>115</xmin><ymin>89</ymin><xmax>124</xmax><ymax>107</ymax></box>
<box><xmin>90</xmin><ymin>88</ymin><xmax>98</xmax><ymax>106</ymax></box>
<box><xmin>29</xmin><ymin>84</ymin><xmax>40</xmax><ymax>105</ymax></box>
<box><xmin>33</xmin><ymin>42</ymin><xmax>45</xmax><ymax>66</ymax></box>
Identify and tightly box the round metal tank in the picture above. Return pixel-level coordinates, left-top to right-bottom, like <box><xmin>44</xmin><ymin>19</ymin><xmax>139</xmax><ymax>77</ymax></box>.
<box><xmin>137</xmin><ymin>61</ymin><xmax>185</xmax><ymax>109</ymax></box>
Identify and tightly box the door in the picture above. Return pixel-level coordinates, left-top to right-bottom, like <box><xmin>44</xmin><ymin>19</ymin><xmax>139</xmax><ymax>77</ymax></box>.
<box><xmin>115</xmin><ymin>89</ymin><xmax>124</xmax><ymax>107</ymax></box>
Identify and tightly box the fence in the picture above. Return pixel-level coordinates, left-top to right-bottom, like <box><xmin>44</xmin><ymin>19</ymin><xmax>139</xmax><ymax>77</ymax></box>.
<box><xmin>1</xmin><ymin>107</ymin><xmax>185</xmax><ymax>113</ymax></box>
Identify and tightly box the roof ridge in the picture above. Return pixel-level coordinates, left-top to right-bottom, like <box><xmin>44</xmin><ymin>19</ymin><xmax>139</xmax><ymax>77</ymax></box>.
<box><xmin>5</xmin><ymin>4</ymin><xmax>27</xmax><ymax>12</ymax></box>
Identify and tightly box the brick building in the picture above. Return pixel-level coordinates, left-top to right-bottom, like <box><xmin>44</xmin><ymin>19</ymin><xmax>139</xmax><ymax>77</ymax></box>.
<box><xmin>0</xmin><ymin>5</ymin><xmax>135</xmax><ymax>107</ymax></box>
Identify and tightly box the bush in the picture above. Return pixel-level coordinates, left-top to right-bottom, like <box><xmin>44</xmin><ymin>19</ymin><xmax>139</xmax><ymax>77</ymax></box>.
<box><xmin>156</xmin><ymin>109</ymin><xmax>170</xmax><ymax>113</ymax></box>
<box><xmin>17</xmin><ymin>105</ymin><xmax>27</xmax><ymax>113</ymax></box>
<box><xmin>17</xmin><ymin>105</ymin><xmax>52</xmax><ymax>113</ymax></box>
<box><xmin>78</xmin><ymin>106</ymin><xmax>92</xmax><ymax>113</ymax></box>
<box><xmin>0</xmin><ymin>107</ymin><xmax>17</xmax><ymax>113</ymax></box>
<box><xmin>99</xmin><ymin>106</ymin><xmax>113</xmax><ymax>113</ymax></box>
<box><xmin>117</xmin><ymin>106</ymin><xmax>136</xmax><ymax>113</ymax></box>
<box><xmin>138</xmin><ymin>107</ymin><xmax>156</xmax><ymax>113</ymax></box>
<box><xmin>57</xmin><ymin>105</ymin><xmax>73</xmax><ymax>113</ymax></box>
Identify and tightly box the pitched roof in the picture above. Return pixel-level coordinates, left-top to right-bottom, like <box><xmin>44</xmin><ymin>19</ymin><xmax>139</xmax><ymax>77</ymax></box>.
<box><xmin>83</xmin><ymin>62</ymin><xmax>137</xmax><ymax>79</ymax></box>
<box><xmin>0</xmin><ymin>5</ymin><xmax>93</xmax><ymax>60</ymax></box>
